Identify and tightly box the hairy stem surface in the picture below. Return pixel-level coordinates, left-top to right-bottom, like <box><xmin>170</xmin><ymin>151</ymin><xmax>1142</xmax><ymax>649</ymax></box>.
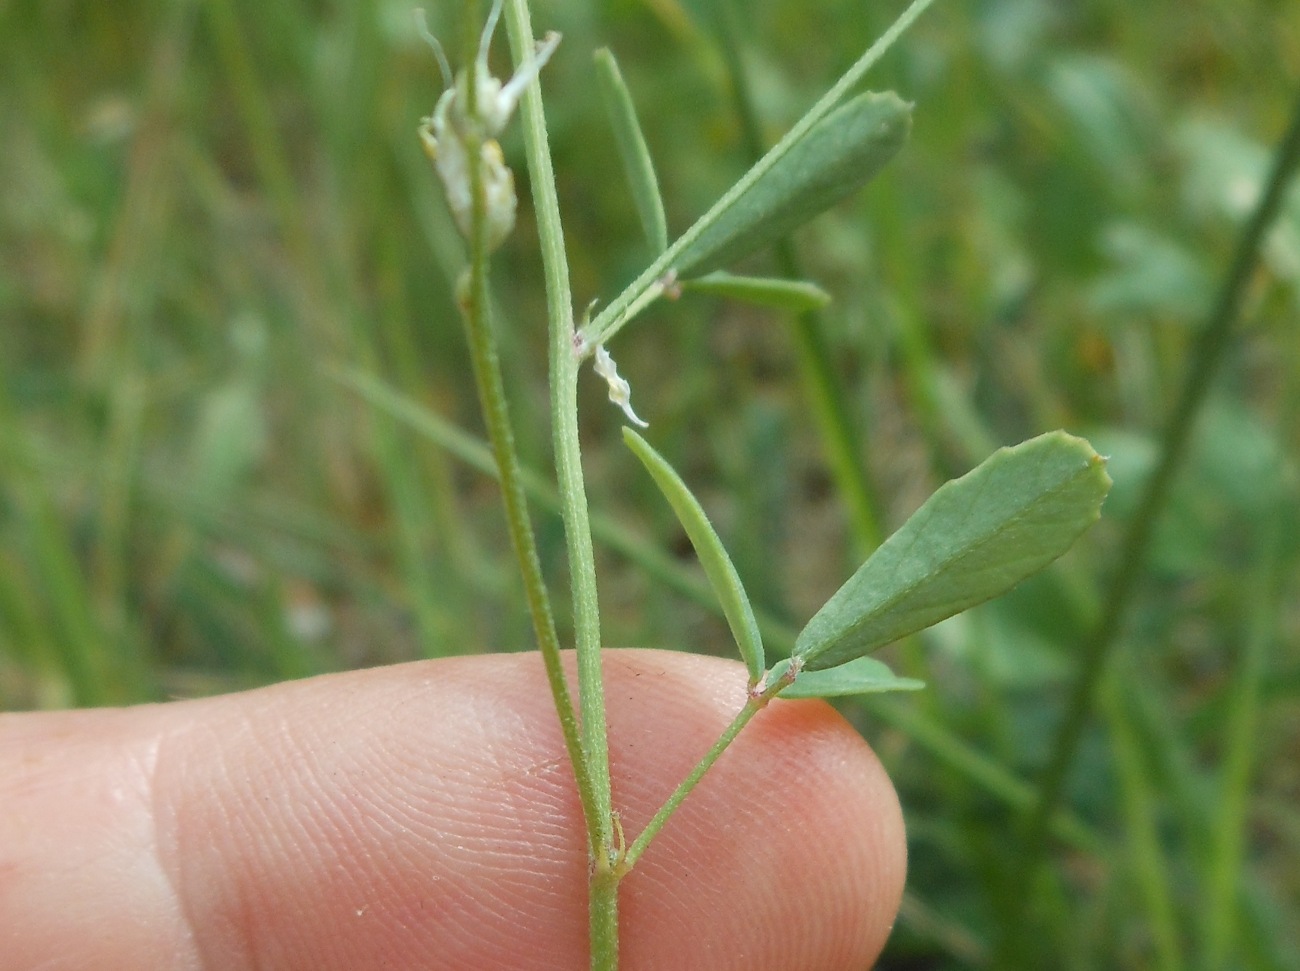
<box><xmin>502</xmin><ymin>1</ymin><xmax>617</xmax><ymax>966</ymax></box>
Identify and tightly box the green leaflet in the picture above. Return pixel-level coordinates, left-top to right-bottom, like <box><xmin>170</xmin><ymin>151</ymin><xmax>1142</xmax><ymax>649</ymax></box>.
<box><xmin>674</xmin><ymin>91</ymin><xmax>912</xmax><ymax>277</ymax></box>
<box><xmin>622</xmin><ymin>428</ymin><xmax>765</xmax><ymax>683</ymax></box>
<box><xmin>681</xmin><ymin>272</ymin><xmax>831</xmax><ymax>312</ymax></box>
<box><xmin>594</xmin><ymin>48</ymin><xmax>669</xmax><ymax>255</ymax></box>
<box><xmin>770</xmin><ymin>656</ymin><xmax>924</xmax><ymax>699</ymax></box>
<box><xmin>795</xmin><ymin>432</ymin><xmax>1112</xmax><ymax>671</ymax></box>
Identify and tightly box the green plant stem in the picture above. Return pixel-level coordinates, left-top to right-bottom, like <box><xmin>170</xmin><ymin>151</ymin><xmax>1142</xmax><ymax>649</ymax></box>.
<box><xmin>502</xmin><ymin>1</ymin><xmax>617</xmax><ymax>966</ymax></box>
<box><xmin>1012</xmin><ymin>84</ymin><xmax>1300</xmax><ymax>926</ymax></box>
<box><xmin>620</xmin><ymin>695</ymin><xmax>767</xmax><ymax>872</ymax></box>
<box><xmin>578</xmin><ymin>0</ymin><xmax>942</xmax><ymax>351</ymax></box>
<box><xmin>863</xmin><ymin>694</ymin><xmax>1102</xmax><ymax>852</ymax></box>
<box><xmin>1204</xmin><ymin>527</ymin><xmax>1284</xmax><ymax>968</ymax></box>
<box><xmin>1100</xmin><ymin>669</ymin><xmax>1184</xmax><ymax>971</ymax></box>
<box><xmin>453</xmin><ymin>2</ymin><xmax>600</xmax><ymax>856</ymax></box>
<box><xmin>589</xmin><ymin>866</ymin><xmax>620</xmax><ymax>971</ymax></box>
<box><xmin>458</xmin><ymin>170</ymin><xmax>595</xmax><ymax>825</ymax></box>
<box><xmin>460</xmin><ymin>1</ymin><xmax>480</xmax><ymax>114</ymax></box>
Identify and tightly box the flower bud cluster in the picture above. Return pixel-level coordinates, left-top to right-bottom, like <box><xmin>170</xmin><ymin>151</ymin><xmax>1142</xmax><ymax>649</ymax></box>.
<box><xmin>417</xmin><ymin>3</ymin><xmax>559</xmax><ymax>252</ymax></box>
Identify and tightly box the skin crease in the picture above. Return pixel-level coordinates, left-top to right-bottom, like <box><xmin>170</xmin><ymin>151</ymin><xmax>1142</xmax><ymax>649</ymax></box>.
<box><xmin>0</xmin><ymin>650</ymin><xmax>906</xmax><ymax>970</ymax></box>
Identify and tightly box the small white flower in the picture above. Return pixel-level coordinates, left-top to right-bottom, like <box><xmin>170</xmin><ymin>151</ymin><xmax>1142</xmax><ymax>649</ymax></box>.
<box><xmin>593</xmin><ymin>345</ymin><xmax>648</xmax><ymax>428</ymax></box>
<box><xmin>416</xmin><ymin>2</ymin><xmax>560</xmax><ymax>251</ymax></box>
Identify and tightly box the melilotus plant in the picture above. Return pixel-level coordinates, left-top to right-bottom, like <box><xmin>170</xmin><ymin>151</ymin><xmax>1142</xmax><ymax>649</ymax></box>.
<box><xmin>370</xmin><ymin>0</ymin><xmax>1112</xmax><ymax>966</ymax></box>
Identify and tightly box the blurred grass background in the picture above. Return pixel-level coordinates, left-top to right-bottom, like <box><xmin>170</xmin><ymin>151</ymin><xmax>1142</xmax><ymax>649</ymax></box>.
<box><xmin>3</xmin><ymin>0</ymin><xmax>1299</xmax><ymax>966</ymax></box>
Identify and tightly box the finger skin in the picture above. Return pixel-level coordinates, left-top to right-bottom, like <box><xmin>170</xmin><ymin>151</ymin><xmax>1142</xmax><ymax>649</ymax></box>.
<box><xmin>0</xmin><ymin>650</ymin><xmax>906</xmax><ymax>970</ymax></box>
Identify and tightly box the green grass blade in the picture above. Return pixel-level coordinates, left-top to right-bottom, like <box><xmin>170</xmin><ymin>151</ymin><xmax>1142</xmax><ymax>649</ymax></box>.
<box><xmin>681</xmin><ymin>272</ymin><xmax>831</xmax><ymax>312</ymax></box>
<box><xmin>674</xmin><ymin>91</ymin><xmax>911</xmax><ymax>277</ymax></box>
<box><xmin>1205</xmin><ymin>527</ymin><xmax>1285</xmax><ymax>967</ymax></box>
<box><xmin>771</xmin><ymin>655</ymin><xmax>924</xmax><ymax>698</ymax></box>
<box><xmin>593</xmin><ymin>47</ymin><xmax>669</xmax><ymax>255</ymax></box>
<box><xmin>1013</xmin><ymin>87</ymin><xmax>1300</xmax><ymax>908</ymax></box>
<box><xmin>795</xmin><ymin>432</ymin><xmax>1111</xmax><ymax>671</ymax></box>
<box><xmin>1101</xmin><ymin>670</ymin><xmax>1186</xmax><ymax>971</ymax></box>
<box><xmin>865</xmin><ymin>694</ymin><xmax>1102</xmax><ymax>852</ymax></box>
<box><xmin>622</xmin><ymin>428</ymin><xmax>765</xmax><ymax>683</ymax></box>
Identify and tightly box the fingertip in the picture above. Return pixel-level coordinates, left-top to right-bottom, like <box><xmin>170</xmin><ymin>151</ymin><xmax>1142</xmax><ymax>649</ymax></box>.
<box><xmin>4</xmin><ymin>651</ymin><xmax>906</xmax><ymax>970</ymax></box>
<box><xmin>152</xmin><ymin>658</ymin><xmax>593</xmax><ymax>970</ymax></box>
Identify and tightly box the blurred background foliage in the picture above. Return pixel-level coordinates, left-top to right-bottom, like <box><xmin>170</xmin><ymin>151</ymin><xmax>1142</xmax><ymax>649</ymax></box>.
<box><xmin>2</xmin><ymin>0</ymin><xmax>1299</xmax><ymax>967</ymax></box>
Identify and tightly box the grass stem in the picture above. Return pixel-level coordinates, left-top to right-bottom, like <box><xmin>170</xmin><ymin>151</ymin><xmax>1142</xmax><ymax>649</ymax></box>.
<box><xmin>1011</xmin><ymin>83</ymin><xmax>1300</xmax><ymax>942</ymax></box>
<box><xmin>1204</xmin><ymin>528</ymin><xmax>1285</xmax><ymax>967</ymax></box>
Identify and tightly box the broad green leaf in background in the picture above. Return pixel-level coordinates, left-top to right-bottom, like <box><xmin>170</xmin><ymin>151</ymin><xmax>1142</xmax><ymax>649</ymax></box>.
<box><xmin>623</xmin><ymin>428</ymin><xmax>765</xmax><ymax>682</ymax></box>
<box><xmin>795</xmin><ymin>432</ymin><xmax>1111</xmax><ymax>671</ymax></box>
<box><xmin>673</xmin><ymin>90</ymin><xmax>912</xmax><ymax>278</ymax></box>
<box><xmin>770</xmin><ymin>655</ymin><xmax>924</xmax><ymax>699</ymax></box>
<box><xmin>681</xmin><ymin>272</ymin><xmax>831</xmax><ymax>312</ymax></box>
<box><xmin>594</xmin><ymin>47</ymin><xmax>669</xmax><ymax>255</ymax></box>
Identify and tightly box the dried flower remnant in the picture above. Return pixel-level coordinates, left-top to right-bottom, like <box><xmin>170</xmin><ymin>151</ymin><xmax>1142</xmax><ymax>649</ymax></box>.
<box><xmin>593</xmin><ymin>345</ymin><xmax>648</xmax><ymax>428</ymax></box>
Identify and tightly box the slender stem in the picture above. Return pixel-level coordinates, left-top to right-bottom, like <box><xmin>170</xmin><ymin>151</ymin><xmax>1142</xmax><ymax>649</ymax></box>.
<box><xmin>863</xmin><ymin>694</ymin><xmax>1102</xmax><ymax>852</ymax></box>
<box><xmin>1011</xmin><ymin>84</ymin><xmax>1300</xmax><ymax>927</ymax></box>
<box><xmin>501</xmin><ymin>2</ymin><xmax>616</xmax><ymax>966</ymax></box>
<box><xmin>1099</xmin><ymin>670</ymin><xmax>1184</xmax><ymax>971</ymax></box>
<box><xmin>1204</xmin><ymin>527</ymin><xmax>1284</xmax><ymax>968</ymax></box>
<box><xmin>460</xmin><ymin>1</ymin><xmax>480</xmax><ymax>115</ymax></box>
<box><xmin>621</xmin><ymin>695</ymin><xmax>767</xmax><ymax>872</ymax></box>
<box><xmin>578</xmin><ymin>0</ymin><xmax>942</xmax><ymax>351</ymax></box>
<box><xmin>452</xmin><ymin>0</ymin><xmax>600</xmax><ymax>853</ymax></box>
<box><xmin>502</xmin><ymin>0</ymin><xmax>612</xmax><ymax>852</ymax></box>
<box><xmin>588</xmin><ymin>867</ymin><xmax>620</xmax><ymax>971</ymax></box>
